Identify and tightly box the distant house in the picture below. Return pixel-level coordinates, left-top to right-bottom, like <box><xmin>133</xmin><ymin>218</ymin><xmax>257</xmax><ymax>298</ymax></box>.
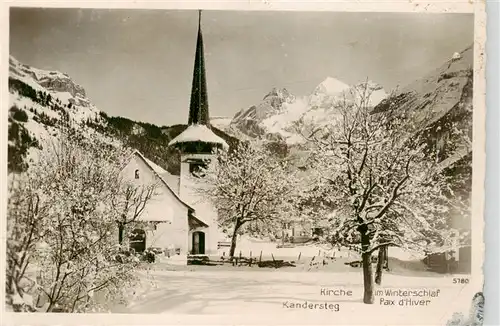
<box><xmin>277</xmin><ymin>218</ymin><xmax>327</xmax><ymax>244</ymax></box>
<box><xmin>281</xmin><ymin>221</ymin><xmax>311</xmax><ymax>239</ymax></box>
<box><xmin>423</xmin><ymin>245</ymin><xmax>471</xmax><ymax>274</ymax></box>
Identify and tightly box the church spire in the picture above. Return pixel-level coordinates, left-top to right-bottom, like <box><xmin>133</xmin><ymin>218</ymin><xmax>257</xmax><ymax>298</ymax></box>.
<box><xmin>188</xmin><ymin>10</ymin><xmax>210</xmax><ymax>126</ymax></box>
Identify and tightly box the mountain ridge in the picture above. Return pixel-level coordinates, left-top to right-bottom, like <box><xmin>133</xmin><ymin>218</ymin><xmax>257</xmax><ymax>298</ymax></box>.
<box><xmin>230</xmin><ymin>45</ymin><xmax>472</xmax><ymax>156</ymax></box>
<box><xmin>7</xmin><ymin>56</ymin><xmax>238</xmax><ymax>175</ymax></box>
<box><xmin>8</xmin><ymin>45</ymin><xmax>473</xmax><ymax>185</ymax></box>
<box><xmin>230</xmin><ymin>76</ymin><xmax>389</xmax><ymax>144</ymax></box>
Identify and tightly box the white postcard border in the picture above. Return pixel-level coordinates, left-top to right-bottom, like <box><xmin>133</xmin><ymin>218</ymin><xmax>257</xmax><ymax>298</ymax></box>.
<box><xmin>0</xmin><ymin>1</ymin><xmax>487</xmax><ymax>325</ymax></box>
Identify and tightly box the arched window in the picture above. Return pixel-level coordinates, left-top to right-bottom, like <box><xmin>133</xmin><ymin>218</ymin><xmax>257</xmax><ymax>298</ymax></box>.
<box><xmin>135</xmin><ymin>169</ymin><xmax>140</xmax><ymax>179</ymax></box>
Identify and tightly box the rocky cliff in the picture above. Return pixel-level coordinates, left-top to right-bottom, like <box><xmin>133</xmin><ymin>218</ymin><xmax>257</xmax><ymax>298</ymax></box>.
<box><xmin>374</xmin><ymin>45</ymin><xmax>473</xmax><ymax>170</ymax></box>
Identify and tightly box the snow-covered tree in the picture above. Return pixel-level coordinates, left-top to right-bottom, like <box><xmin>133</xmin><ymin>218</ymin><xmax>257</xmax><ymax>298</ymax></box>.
<box><xmin>301</xmin><ymin>81</ymin><xmax>467</xmax><ymax>304</ymax></box>
<box><xmin>6</xmin><ymin>130</ymin><xmax>141</xmax><ymax>312</ymax></box>
<box><xmin>6</xmin><ymin>173</ymin><xmax>47</xmax><ymax>312</ymax></box>
<box><xmin>197</xmin><ymin>142</ymin><xmax>299</xmax><ymax>257</ymax></box>
<box><xmin>112</xmin><ymin>178</ymin><xmax>159</xmax><ymax>245</ymax></box>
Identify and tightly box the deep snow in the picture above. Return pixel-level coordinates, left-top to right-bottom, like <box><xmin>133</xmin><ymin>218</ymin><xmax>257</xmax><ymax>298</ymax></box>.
<box><xmin>108</xmin><ymin>235</ymin><xmax>474</xmax><ymax>323</ymax></box>
<box><xmin>110</xmin><ymin>268</ymin><xmax>475</xmax><ymax>326</ymax></box>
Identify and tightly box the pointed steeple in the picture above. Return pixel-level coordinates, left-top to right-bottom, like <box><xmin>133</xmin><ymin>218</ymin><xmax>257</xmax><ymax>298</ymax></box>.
<box><xmin>168</xmin><ymin>11</ymin><xmax>228</xmax><ymax>151</ymax></box>
<box><xmin>188</xmin><ymin>10</ymin><xmax>210</xmax><ymax>126</ymax></box>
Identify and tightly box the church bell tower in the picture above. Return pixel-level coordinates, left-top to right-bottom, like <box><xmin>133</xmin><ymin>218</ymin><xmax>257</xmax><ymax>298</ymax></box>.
<box><xmin>168</xmin><ymin>10</ymin><xmax>228</xmax><ymax>169</ymax></box>
<box><xmin>168</xmin><ymin>11</ymin><xmax>227</xmax><ymax>255</ymax></box>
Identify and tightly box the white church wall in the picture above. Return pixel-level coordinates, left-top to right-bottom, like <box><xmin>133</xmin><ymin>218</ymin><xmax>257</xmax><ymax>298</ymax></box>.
<box><xmin>120</xmin><ymin>155</ymin><xmax>190</xmax><ymax>258</ymax></box>
<box><xmin>145</xmin><ymin>219</ymin><xmax>188</xmax><ymax>255</ymax></box>
<box><xmin>179</xmin><ymin>154</ymin><xmax>223</xmax><ymax>255</ymax></box>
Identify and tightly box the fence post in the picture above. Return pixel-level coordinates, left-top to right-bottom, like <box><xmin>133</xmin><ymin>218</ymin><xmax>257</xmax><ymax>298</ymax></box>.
<box><xmin>259</xmin><ymin>250</ymin><xmax>262</xmax><ymax>263</ymax></box>
<box><xmin>308</xmin><ymin>255</ymin><xmax>316</xmax><ymax>271</ymax></box>
<box><xmin>298</xmin><ymin>252</ymin><xmax>302</xmax><ymax>262</ymax></box>
<box><xmin>272</xmin><ymin>253</ymin><xmax>277</xmax><ymax>269</ymax></box>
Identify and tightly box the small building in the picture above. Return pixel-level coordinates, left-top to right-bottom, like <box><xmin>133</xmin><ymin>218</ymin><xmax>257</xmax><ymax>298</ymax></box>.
<box><xmin>422</xmin><ymin>245</ymin><xmax>471</xmax><ymax>274</ymax></box>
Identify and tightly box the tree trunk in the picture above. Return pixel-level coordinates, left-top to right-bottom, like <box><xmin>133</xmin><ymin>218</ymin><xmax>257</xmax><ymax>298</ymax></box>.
<box><xmin>361</xmin><ymin>232</ymin><xmax>374</xmax><ymax>304</ymax></box>
<box><xmin>384</xmin><ymin>246</ymin><xmax>389</xmax><ymax>270</ymax></box>
<box><xmin>375</xmin><ymin>246</ymin><xmax>386</xmax><ymax>285</ymax></box>
<box><xmin>229</xmin><ymin>222</ymin><xmax>241</xmax><ymax>257</ymax></box>
<box><xmin>6</xmin><ymin>269</ymin><xmax>14</xmax><ymax>295</ymax></box>
<box><xmin>118</xmin><ymin>222</ymin><xmax>125</xmax><ymax>245</ymax></box>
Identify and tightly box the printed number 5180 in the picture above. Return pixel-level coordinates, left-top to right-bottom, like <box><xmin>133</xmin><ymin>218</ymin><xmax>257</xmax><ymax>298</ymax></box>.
<box><xmin>453</xmin><ymin>278</ymin><xmax>470</xmax><ymax>284</ymax></box>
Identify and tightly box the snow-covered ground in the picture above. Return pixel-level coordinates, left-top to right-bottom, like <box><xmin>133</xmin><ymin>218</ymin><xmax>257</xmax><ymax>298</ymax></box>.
<box><xmin>110</xmin><ymin>268</ymin><xmax>476</xmax><ymax>325</ymax></box>
<box><xmin>103</xmin><ymin>235</ymin><xmax>476</xmax><ymax>324</ymax></box>
<box><xmin>216</xmin><ymin>235</ymin><xmax>425</xmax><ymax>262</ymax></box>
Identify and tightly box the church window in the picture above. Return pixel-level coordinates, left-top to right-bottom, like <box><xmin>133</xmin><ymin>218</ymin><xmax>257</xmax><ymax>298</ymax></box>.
<box><xmin>135</xmin><ymin>169</ymin><xmax>140</xmax><ymax>179</ymax></box>
<box><xmin>189</xmin><ymin>162</ymin><xmax>207</xmax><ymax>178</ymax></box>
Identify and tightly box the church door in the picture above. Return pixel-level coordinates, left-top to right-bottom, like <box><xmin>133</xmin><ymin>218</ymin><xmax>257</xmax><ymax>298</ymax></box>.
<box><xmin>130</xmin><ymin>228</ymin><xmax>146</xmax><ymax>253</ymax></box>
<box><xmin>192</xmin><ymin>231</ymin><xmax>205</xmax><ymax>255</ymax></box>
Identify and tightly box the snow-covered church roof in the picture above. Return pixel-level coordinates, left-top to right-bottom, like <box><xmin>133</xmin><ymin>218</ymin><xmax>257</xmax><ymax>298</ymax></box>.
<box><xmin>133</xmin><ymin>151</ymin><xmax>210</xmax><ymax>227</ymax></box>
<box><xmin>130</xmin><ymin>151</ymin><xmax>192</xmax><ymax>210</ymax></box>
<box><xmin>168</xmin><ymin>124</ymin><xmax>229</xmax><ymax>148</ymax></box>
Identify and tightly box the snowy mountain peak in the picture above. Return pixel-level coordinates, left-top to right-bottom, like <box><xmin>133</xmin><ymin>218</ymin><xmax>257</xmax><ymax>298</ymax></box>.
<box><xmin>313</xmin><ymin>77</ymin><xmax>350</xmax><ymax>96</ymax></box>
<box><xmin>231</xmin><ymin>76</ymin><xmax>389</xmax><ymax>145</ymax></box>
<box><xmin>263</xmin><ymin>87</ymin><xmax>295</xmax><ymax>103</ymax></box>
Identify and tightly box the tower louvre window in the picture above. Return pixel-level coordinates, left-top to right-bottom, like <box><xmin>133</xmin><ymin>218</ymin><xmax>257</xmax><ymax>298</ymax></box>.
<box><xmin>135</xmin><ymin>169</ymin><xmax>140</xmax><ymax>179</ymax></box>
<box><xmin>189</xmin><ymin>162</ymin><xmax>207</xmax><ymax>178</ymax></box>
<box><xmin>186</xmin><ymin>157</ymin><xmax>210</xmax><ymax>178</ymax></box>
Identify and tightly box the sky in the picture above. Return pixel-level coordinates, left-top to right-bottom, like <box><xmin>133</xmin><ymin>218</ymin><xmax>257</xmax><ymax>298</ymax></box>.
<box><xmin>10</xmin><ymin>9</ymin><xmax>474</xmax><ymax>126</ymax></box>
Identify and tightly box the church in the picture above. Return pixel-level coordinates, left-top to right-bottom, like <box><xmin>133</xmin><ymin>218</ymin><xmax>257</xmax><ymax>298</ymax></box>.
<box><xmin>119</xmin><ymin>11</ymin><xmax>227</xmax><ymax>264</ymax></box>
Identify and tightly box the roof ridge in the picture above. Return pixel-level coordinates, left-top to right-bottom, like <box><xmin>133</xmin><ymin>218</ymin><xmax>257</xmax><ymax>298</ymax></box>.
<box><xmin>131</xmin><ymin>151</ymin><xmax>195</xmax><ymax>212</ymax></box>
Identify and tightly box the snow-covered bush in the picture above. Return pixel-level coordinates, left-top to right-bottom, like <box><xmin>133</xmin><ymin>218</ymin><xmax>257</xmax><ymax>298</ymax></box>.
<box><xmin>6</xmin><ymin>129</ymin><xmax>140</xmax><ymax>312</ymax></box>
<box><xmin>142</xmin><ymin>250</ymin><xmax>156</xmax><ymax>263</ymax></box>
